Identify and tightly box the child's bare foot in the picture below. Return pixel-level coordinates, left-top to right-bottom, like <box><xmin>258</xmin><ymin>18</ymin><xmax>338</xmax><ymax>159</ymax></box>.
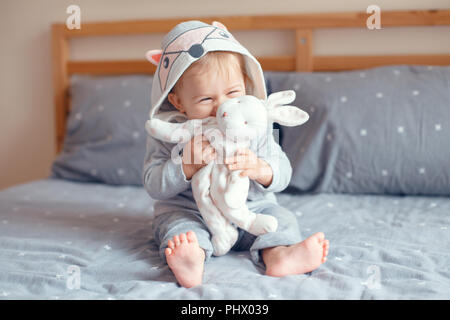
<box><xmin>263</xmin><ymin>232</ymin><xmax>329</xmax><ymax>277</ymax></box>
<box><xmin>165</xmin><ymin>231</ymin><xmax>205</xmax><ymax>288</ymax></box>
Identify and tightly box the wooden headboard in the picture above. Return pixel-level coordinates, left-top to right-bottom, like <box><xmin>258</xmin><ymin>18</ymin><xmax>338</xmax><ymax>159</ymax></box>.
<box><xmin>52</xmin><ymin>9</ymin><xmax>450</xmax><ymax>153</ymax></box>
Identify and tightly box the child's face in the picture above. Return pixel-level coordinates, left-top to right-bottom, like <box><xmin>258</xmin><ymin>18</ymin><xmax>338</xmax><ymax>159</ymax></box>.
<box><xmin>168</xmin><ymin>65</ymin><xmax>246</xmax><ymax>120</ymax></box>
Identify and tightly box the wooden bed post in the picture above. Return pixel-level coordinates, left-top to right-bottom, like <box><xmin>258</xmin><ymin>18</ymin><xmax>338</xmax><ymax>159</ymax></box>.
<box><xmin>51</xmin><ymin>24</ymin><xmax>70</xmax><ymax>155</ymax></box>
<box><xmin>295</xmin><ymin>29</ymin><xmax>313</xmax><ymax>72</ymax></box>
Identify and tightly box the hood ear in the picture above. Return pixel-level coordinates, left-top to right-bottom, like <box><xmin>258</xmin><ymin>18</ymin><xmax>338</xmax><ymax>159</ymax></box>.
<box><xmin>212</xmin><ymin>21</ymin><xmax>228</xmax><ymax>31</ymax></box>
<box><xmin>145</xmin><ymin>49</ymin><xmax>163</xmax><ymax>66</ymax></box>
<box><xmin>267</xmin><ymin>90</ymin><xmax>309</xmax><ymax>126</ymax></box>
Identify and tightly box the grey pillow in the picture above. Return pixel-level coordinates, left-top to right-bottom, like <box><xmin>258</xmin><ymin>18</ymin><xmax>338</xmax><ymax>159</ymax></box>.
<box><xmin>51</xmin><ymin>75</ymin><xmax>153</xmax><ymax>186</ymax></box>
<box><xmin>265</xmin><ymin>65</ymin><xmax>450</xmax><ymax>196</ymax></box>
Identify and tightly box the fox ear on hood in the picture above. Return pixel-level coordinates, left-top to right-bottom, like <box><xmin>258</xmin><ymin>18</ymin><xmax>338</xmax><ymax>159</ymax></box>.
<box><xmin>212</xmin><ymin>21</ymin><xmax>228</xmax><ymax>31</ymax></box>
<box><xmin>145</xmin><ymin>49</ymin><xmax>163</xmax><ymax>66</ymax></box>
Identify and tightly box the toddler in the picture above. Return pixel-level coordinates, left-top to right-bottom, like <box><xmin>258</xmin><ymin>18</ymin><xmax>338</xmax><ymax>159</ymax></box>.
<box><xmin>143</xmin><ymin>20</ymin><xmax>329</xmax><ymax>288</ymax></box>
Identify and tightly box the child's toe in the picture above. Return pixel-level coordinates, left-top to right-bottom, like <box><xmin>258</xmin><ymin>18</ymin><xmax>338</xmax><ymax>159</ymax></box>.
<box><xmin>323</xmin><ymin>240</ymin><xmax>329</xmax><ymax>258</ymax></box>
<box><xmin>186</xmin><ymin>231</ymin><xmax>198</xmax><ymax>244</ymax></box>
<box><xmin>173</xmin><ymin>235</ymin><xmax>180</xmax><ymax>246</ymax></box>
<box><xmin>315</xmin><ymin>232</ymin><xmax>325</xmax><ymax>243</ymax></box>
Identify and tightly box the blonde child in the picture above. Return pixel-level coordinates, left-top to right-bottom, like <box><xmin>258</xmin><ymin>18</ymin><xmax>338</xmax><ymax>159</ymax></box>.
<box><xmin>143</xmin><ymin>21</ymin><xmax>329</xmax><ymax>288</ymax></box>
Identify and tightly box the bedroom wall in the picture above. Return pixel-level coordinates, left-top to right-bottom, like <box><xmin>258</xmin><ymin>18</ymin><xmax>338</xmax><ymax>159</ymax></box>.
<box><xmin>1</xmin><ymin>0</ymin><xmax>450</xmax><ymax>190</ymax></box>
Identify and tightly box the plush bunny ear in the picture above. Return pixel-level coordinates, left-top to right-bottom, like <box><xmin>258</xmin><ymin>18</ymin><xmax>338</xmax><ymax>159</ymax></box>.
<box><xmin>145</xmin><ymin>49</ymin><xmax>163</xmax><ymax>66</ymax></box>
<box><xmin>267</xmin><ymin>90</ymin><xmax>296</xmax><ymax>108</ymax></box>
<box><xmin>267</xmin><ymin>90</ymin><xmax>309</xmax><ymax>126</ymax></box>
<box><xmin>212</xmin><ymin>21</ymin><xmax>228</xmax><ymax>31</ymax></box>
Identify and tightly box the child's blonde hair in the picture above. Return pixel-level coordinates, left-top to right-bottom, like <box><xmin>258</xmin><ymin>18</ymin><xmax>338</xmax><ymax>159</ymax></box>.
<box><xmin>172</xmin><ymin>51</ymin><xmax>254</xmax><ymax>94</ymax></box>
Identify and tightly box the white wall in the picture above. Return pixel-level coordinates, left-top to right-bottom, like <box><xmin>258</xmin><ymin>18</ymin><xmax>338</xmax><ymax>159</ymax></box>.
<box><xmin>1</xmin><ymin>0</ymin><xmax>450</xmax><ymax>190</ymax></box>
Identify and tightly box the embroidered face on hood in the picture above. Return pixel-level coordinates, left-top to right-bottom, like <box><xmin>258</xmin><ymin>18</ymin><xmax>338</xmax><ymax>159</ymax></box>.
<box><xmin>145</xmin><ymin>20</ymin><xmax>267</xmax><ymax>121</ymax></box>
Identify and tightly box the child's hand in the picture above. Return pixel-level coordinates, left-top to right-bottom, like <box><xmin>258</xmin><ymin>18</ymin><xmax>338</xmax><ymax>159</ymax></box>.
<box><xmin>224</xmin><ymin>148</ymin><xmax>273</xmax><ymax>187</ymax></box>
<box><xmin>182</xmin><ymin>135</ymin><xmax>216</xmax><ymax>180</ymax></box>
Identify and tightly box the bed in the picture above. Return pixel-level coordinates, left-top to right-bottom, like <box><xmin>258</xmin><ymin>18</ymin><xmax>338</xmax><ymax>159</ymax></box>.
<box><xmin>1</xmin><ymin>9</ymin><xmax>450</xmax><ymax>300</ymax></box>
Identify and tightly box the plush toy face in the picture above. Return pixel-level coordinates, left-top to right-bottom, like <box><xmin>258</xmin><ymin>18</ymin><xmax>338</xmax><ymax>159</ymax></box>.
<box><xmin>217</xmin><ymin>95</ymin><xmax>268</xmax><ymax>142</ymax></box>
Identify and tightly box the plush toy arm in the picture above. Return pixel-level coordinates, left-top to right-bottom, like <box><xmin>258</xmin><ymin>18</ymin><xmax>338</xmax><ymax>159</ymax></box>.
<box><xmin>145</xmin><ymin>119</ymin><xmax>193</xmax><ymax>144</ymax></box>
<box><xmin>146</xmin><ymin>116</ymin><xmax>218</xmax><ymax>144</ymax></box>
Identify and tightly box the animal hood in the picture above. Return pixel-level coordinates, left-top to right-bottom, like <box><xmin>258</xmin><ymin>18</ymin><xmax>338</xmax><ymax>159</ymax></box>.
<box><xmin>146</xmin><ymin>20</ymin><xmax>267</xmax><ymax>121</ymax></box>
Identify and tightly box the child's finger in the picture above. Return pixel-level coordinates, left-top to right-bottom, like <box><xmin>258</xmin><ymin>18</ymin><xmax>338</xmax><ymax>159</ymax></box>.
<box><xmin>202</xmin><ymin>148</ymin><xmax>217</xmax><ymax>160</ymax></box>
<box><xmin>224</xmin><ymin>154</ymin><xmax>248</xmax><ymax>165</ymax></box>
<box><xmin>201</xmin><ymin>140</ymin><xmax>211</xmax><ymax>150</ymax></box>
<box><xmin>236</xmin><ymin>148</ymin><xmax>250</xmax><ymax>155</ymax></box>
<box><xmin>227</xmin><ymin>161</ymin><xmax>252</xmax><ymax>171</ymax></box>
<box><xmin>224</xmin><ymin>156</ymin><xmax>233</xmax><ymax>165</ymax></box>
<box><xmin>203</xmin><ymin>148</ymin><xmax>216</xmax><ymax>163</ymax></box>
<box><xmin>239</xmin><ymin>170</ymin><xmax>250</xmax><ymax>178</ymax></box>
<box><xmin>202</xmin><ymin>140</ymin><xmax>213</xmax><ymax>149</ymax></box>
<box><xmin>204</xmin><ymin>155</ymin><xmax>216</xmax><ymax>164</ymax></box>
<box><xmin>192</xmin><ymin>134</ymin><xmax>206</xmax><ymax>147</ymax></box>
<box><xmin>202</xmin><ymin>145</ymin><xmax>215</xmax><ymax>158</ymax></box>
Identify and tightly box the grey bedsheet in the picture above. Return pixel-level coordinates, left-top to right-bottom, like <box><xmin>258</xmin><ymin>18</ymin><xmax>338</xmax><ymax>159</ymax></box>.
<box><xmin>0</xmin><ymin>179</ymin><xmax>449</xmax><ymax>299</ymax></box>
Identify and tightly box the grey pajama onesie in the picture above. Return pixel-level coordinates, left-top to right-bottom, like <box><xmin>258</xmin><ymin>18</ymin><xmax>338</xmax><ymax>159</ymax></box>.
<box><xmin>142</xmin><ymin>20</ymin><xmax>302</xmax><ymax>269</ymax></box>
<box><xmin>143</xmin><ymin>128</ymin><xmax>302</xmax><ymax>269</ymax></box>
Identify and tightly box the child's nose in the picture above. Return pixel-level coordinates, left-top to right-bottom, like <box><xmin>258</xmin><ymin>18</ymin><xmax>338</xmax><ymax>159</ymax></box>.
<box><xmin>210</xmin><ymin>103</ymin><xmax>219</xmax><ymax>117</ymax></box>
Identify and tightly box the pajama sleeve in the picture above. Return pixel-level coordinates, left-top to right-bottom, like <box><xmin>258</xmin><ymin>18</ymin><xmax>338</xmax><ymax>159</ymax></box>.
<box><xmin>253</xmin><ymin>129</ymin><xmax>292</xmax><ymax>193</ymax></box>
<box><xmin>142</xmin><ymin>135</ymin><xmax>191</xmax><ymax>200</ymax></box>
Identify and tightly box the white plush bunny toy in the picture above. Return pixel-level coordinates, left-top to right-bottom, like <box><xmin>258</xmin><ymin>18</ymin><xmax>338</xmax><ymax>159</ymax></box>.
<box><xmin>145</xmin><ymin>90</ymin><xmax>309</xmax><ymax>255</ymax></box>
